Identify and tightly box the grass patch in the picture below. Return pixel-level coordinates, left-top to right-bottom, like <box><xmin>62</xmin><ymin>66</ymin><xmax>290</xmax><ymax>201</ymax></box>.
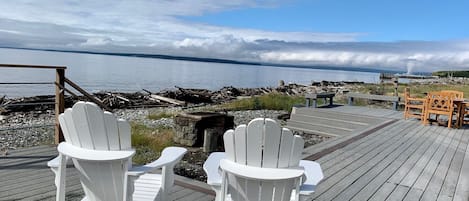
<box><xmin>131</xmin><ymin>123</ymin><xmax>174</xmax><ymax>164</ymax></box>
<box><xmin>221</xmin><ymin>93</ymin><xmax>305</xmax><ymax>111</ymax></box>
<box><xmin>398</xmin><ymin>84</ymin><xmax>469</xmax><ymax>98</ymax></box>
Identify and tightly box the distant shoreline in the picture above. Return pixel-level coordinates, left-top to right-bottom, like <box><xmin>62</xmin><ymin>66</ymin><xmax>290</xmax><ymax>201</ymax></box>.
<box><xmin>0</xmin><ymin>46</ymin><xmax>414</xmax><ymax>75</ymax></box>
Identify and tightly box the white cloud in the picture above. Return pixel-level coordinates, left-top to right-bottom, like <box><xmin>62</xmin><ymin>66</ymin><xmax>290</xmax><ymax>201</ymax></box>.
<box><xmin>259</xmin><ymin>49</ymin><xmax>469</xmax><ymax>72</ymax></box>
<box><xmin>0</xmin><ymin>0</ymin><xmax>467</xmax><ymax>72</ymax></box>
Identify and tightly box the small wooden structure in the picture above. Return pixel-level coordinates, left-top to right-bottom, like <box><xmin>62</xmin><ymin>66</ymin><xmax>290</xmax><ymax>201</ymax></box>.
<box><xmin>346</xmin><ymin>92</ymin><xmax>401</xmax><ymax>110</ymax></box>
<box><xmin>305</xmin><ymin>92</ymin><xmax>335</xmax><ymax>108</ymax></box>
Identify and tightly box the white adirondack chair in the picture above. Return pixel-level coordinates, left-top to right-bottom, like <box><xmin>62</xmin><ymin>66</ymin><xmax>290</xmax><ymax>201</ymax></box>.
<box><xmin>47</xmin><ymin>101</ymin><xmax>187</xmax><ymax>201</ymax></box>
<box><xmin>203</xmin><ymin>118</ymin><xmax>324</xmax><ymax>201</ymax></box>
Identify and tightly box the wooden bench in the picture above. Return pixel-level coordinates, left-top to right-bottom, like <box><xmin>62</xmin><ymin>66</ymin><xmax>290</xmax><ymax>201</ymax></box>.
<box><xmin>346</xmin><ymin>93</ymin><xmax>401</xmax><ymax>110</ymax></box>
<box><xmin>305</xmin><ymin>92</ymin><xmax>336</xmax><ymax>108</ymax></box>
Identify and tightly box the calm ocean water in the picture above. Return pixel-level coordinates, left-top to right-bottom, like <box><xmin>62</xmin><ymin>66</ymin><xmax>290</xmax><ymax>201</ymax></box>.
<box><xmin>0</xmin><ymin>48</ymin><xmax>380</xmax><ymax>97</ymax></box>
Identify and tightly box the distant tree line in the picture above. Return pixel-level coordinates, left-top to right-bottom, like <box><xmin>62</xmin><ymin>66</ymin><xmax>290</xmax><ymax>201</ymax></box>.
<box><xmin>432</xmin><ymin>71</ymin><xmax>469</xmax><ymax>78</ymax></box>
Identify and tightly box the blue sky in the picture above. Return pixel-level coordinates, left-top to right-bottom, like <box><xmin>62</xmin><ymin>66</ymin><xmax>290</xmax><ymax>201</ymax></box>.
<box><xmin>0</xmin><ymin>0</ymin><xmax>468</xmax><ymax>72</ymax></box>
<box><xmin>187</xmin><ymin>0</ymin><xmax>468</xmax><ymax>42</ymax></box>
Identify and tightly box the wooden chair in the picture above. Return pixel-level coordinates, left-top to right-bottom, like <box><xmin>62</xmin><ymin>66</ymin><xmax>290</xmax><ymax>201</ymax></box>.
<box><xmin>203</xmin><ymin>118</ymin><xmax>324</xmax><ymax>201</ymax></box>
<box><xmin>403</xmin><ymin>88</ymin><xmax>426</xmax><ymax>120</ymax></box>
<box><xmin>47</xmin><ymin>101</ymin><xmax>187</xmax><ymax>201</ymax></box>
<box><xmin>436</xmin><ymin>90</ymin><xmax>464</xmax><ymax>121</ymax></box>
<box><xmin>423</xmin><ymin>92</ymin><xmax>456</xmax><ymax>128</ymax></box>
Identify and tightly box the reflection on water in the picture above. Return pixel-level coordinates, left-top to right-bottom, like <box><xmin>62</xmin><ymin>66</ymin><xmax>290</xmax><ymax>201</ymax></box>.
<box><xmin>0</xmin><ymin>48</ymin><xmax>379</xmax><ymax>97</ymax></box>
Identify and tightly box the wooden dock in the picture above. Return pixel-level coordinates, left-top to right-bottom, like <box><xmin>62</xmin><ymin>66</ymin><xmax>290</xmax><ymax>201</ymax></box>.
<box><xmin>1</xmin><ymin>106</ymin><xmax>468</xmax><ymax>201</ymax></box>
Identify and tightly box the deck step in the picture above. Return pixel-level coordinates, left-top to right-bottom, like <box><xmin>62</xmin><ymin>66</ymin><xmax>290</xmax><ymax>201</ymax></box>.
<box><xmin>287</xmin><ymin>121</ymin><xmax>345</xmax><ymax>136</ymax></box>
<box><xmin>289</xmin><ymin>114</ymin><xmax>365</xmax><ymax>130</ymax></box>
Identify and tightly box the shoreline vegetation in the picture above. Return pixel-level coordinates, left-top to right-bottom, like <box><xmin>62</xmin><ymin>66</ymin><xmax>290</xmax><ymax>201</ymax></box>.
<box><xmin>432</xmin><ymin>70</ymin><xmax>469</xmax><ymax>78</ymax></box>
<box><xmin>1</xmin><ymin>77</ymin><xmax>468</xmax><ymax>181</ymax></box>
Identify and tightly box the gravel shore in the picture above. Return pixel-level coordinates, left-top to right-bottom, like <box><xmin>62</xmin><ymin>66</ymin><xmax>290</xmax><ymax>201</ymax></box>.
<box><xmin>1</xmin><ymin>107</ymin><xmax>291</xmax><ymax>150</ymax></box>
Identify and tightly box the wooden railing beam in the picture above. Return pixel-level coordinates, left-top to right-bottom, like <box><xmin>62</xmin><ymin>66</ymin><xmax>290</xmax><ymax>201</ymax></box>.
<box><xmin>55</xmin><ymin>69</ymin><xmax>65</xmax><ymax>143</ymax></box>
<box><xmin>64</xmin><ymin>78</ymin><xmax>112</xmax><ymax>112</ymax></box>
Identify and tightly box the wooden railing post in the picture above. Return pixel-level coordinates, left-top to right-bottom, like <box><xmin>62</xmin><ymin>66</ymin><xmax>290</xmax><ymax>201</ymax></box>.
<box><xmin>55</xmin><ymin>68</ymin><xmax>65</xmax><ymax>143</ymax></box>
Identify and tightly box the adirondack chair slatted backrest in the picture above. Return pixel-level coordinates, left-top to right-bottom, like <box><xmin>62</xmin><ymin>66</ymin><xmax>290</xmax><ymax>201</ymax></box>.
<box><xmin>59</xmin><ymin>101</ymin><xmax>131</xmax><ymax>201</ymax></box>
<box><xmin>223</xmin><ymin>118</ymin><xmax>304</xmax><ymax>201</ymax></box>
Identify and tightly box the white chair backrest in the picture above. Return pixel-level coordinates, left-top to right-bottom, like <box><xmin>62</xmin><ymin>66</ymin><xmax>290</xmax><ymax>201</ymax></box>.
<box><xmin>59</xmin><ymin>101</ymin><xmax>131</xmax><ymax>151</ymax></box>
<box><xmin>222</xmin><ymin>118</ymin><xmax>304</xmax><ymax>201</ymax></box>
<box><xmin>58</xmin><ymin>101</ymin><xmax>131</xmax><ymax>201</ymax></box>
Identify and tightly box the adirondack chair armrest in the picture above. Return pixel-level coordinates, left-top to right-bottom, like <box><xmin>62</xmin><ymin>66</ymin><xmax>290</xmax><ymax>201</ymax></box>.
<box><xmin>57</xmin><ymin>142</ymin><xmax>135</xmax><ymax>161</ymax></box>
<box><xmin>299</xmin><ymin>160</ymin><xmax>324</xmax><ymax>195</ymax></box>
<box><xmin>128</xmin><ymin>147</ymin><xmax>187</xmax><ymax>176</ymax></box>
<box><xmin>203</xmin><ymin>152</ymin><xmax>225</xmax><ymax>185</ymax></box>
<box><xmin>47</xmin><ymin>156</ymin><xmax>61</xmax><ymax>168</ymax></box>
<box><xmin>220</xmin><ymin>159</ymin><xmax>305</xmax><ymax>181</ymax></box>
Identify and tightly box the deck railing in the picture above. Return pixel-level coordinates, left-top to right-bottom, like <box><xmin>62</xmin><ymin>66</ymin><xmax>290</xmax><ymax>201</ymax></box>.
<box><xmin>0</xmin><ymin>64</ymin><xmax>108</xmax><ymax>144</ymax></box>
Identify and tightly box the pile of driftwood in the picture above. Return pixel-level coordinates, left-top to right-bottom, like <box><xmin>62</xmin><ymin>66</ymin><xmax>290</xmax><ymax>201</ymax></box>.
<box><xmin>1</xmin><ymin>82</ymin><xmax>354</xmax><ymax>114</ymax></box>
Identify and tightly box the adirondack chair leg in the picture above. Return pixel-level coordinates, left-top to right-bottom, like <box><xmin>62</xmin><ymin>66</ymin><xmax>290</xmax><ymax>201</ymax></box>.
<box><xmin>293</xmin><ymin>177</ymin><xmax>302</xmax><ymax>201</ymax></box>
<box><xmin>56</xmin><ymin>153</ymin><xmax>67</xmax><ymax>201</ymax></box>
<box><xmin>219</xmin><ymin>171</ymin><xmax>228</xmax><ymax>201</ymax></box>
<box><xmin>125</xmin><ymin>167</ymin><xmax>135</xmax><ymax>201</ymax></box>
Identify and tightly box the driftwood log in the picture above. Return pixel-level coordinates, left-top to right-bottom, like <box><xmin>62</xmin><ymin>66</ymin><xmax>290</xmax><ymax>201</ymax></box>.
<box><xmin>1</xmin><ymin>81</ymin><xmax>356</xmax><ymax>113</ymax></box>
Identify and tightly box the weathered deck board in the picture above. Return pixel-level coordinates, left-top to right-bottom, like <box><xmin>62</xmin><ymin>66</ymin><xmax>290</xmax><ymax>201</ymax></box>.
<box><xmin>332</xmin><ymin>124</ymin><xmax>434</xmax><ymax>201</ymax></box>
<box><xmin>418</xmin><ymin>129</ymin><xmax>464</xmax><ymax>201</ymax></box>
<box><xmin>288</xmin><ymin>107</ymin><xmax>390</xmax><ymax>137</ymax></box>
<box><xmin>311</xmin><ymin>121</ymin><xmax>427</xmax><ymax>200</ymax></box>
<box><xmin>454</xmin><ymin>128</ymin><xmax>469</xmax><ymax>201</ymax></box>
<box><xmin>350</xmin><ymin>125</ymin><xmax>441</xmax><ymax>201</ymax></box>
<box><xmin>438</xmin><ymin>128</ymin><xmax>469</xmax><ymax>201</ymax></box>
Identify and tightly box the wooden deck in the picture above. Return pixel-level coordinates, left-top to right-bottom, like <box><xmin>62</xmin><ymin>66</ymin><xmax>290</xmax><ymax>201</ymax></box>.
<box><xmin>301</xmin><ymin>106</ymin><xmax>469</xmax><ymax>201</ymax></box>
<box><xmin>1</xmin><ymin>105</ymin><xmax>468</xmax><ymax>201</ymax></box>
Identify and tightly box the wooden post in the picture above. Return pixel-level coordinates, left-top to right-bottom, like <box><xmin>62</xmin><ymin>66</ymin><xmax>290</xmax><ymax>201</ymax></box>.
<box><xmin>55</xmin><ymin>68</ymin><xmax>65</xmax><ymax>144</ymax></box>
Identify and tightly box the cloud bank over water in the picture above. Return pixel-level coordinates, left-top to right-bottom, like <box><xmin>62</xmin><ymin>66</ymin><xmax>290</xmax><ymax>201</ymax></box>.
<box><xmin>0</xmin><ymin>0</ymin><xmax>468</xmax><ymax>72</ymax></box>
